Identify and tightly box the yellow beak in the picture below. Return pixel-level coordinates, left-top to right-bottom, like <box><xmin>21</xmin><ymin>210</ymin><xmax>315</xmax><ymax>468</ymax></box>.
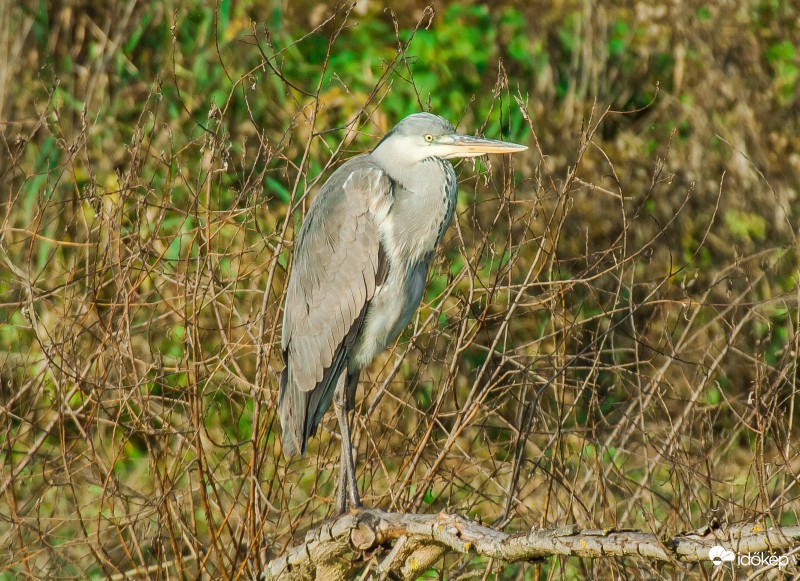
<box><xmin>435</xmin><ymin>134</ymin><xmax>528</xmax><ymax>158</ymax></box>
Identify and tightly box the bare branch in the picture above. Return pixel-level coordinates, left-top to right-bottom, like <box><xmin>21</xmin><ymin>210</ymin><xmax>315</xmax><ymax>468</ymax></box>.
<box><xmin>262</xmin><ymin>509</ymin><xmax>800</xmax><ymax>579</ymax></box>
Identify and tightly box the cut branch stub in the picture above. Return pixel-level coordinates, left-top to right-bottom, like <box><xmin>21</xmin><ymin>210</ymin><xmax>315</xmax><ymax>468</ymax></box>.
<box><xmin>350</xmin><ymin>520</ymin><xmax>377</xmax><ymax>551</ymax></box>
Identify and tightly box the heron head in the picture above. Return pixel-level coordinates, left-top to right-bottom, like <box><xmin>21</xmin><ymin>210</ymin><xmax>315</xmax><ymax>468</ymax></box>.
<box><xmin>373</xmin><ymin>112</ymin><xmax>527</xmax><ymax>163</ymax></box>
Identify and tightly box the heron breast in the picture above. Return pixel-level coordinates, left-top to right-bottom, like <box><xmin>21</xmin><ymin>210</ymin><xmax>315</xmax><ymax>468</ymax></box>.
<box><xmin>349</xmin><ymin>258</ymin><xmax>429</xmax><ymax>370</ymax></box>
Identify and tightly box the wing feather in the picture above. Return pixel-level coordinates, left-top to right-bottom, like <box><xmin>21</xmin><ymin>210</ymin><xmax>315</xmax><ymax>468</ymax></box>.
<box><xmin>279</xmin><ymin>157</ymin><xmax>393</xmax><ymax>457</ymax></box>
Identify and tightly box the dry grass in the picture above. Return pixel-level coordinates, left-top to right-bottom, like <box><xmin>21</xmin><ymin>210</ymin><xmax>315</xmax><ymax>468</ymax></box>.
<box><xmin>1</xmin><ymin>1</ymin><xmax>799</xmax><ymax>578</ymax></box>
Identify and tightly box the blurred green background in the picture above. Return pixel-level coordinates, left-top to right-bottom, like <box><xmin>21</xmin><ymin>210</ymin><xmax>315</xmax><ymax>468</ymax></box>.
<box><xmin>1</xmin><ymin>0</ymin><xmax>798</xmax><ymax>578</ymax></box>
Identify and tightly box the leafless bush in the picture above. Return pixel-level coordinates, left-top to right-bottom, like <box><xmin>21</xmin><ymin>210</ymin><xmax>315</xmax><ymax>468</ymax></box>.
<box><xmin>1</xmin><ymin>1</ymin><xmax>798</xmax><ymax>579</ymax></box>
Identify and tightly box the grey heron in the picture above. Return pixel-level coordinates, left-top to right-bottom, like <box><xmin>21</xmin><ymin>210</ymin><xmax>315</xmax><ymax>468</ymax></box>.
<box><xmin>279</xmin><ymin>112</ymin><xmax>526</xmax><ymax>512</ymax></box>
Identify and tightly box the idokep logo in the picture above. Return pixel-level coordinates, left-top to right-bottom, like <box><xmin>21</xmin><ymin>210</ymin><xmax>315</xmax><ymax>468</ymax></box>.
<box><xmin>709</xmin><ymin>546</ymin><xmax>735</xmax><ymax>566</ymax></box>
<box><xmin>708</xmin><ymin>545</ymin><xmax>794</xmax><ymax>569</ymax></box>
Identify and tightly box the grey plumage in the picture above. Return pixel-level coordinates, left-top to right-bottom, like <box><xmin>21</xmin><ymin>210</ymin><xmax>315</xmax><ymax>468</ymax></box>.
<box><xmin>278</xmin><ymin>113</ymin><xmax>526</xmax><ymax>512</ymax></box>
<box><xmin>279</xmin><ymin>158</ymin><xmax>390</xmax><ymax>456</ymax></box>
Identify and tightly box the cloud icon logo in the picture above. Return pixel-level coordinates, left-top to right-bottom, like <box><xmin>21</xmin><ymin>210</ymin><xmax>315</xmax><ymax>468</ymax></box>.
<box><xmin>709</xmin><ymin>545</ymin><xmax>736</xmax><ymax>565</ymax></box>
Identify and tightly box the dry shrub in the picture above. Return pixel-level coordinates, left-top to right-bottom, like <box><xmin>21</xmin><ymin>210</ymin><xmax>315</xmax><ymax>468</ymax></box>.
<box><xmin>1</xmin><ymin>1</ymin><xmax>798</xmax><ymax>578</ymax></box>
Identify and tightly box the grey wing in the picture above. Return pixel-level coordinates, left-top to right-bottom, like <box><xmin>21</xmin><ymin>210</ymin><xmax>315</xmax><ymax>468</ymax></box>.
<box><xmin>279</xmin><ymin>160</ymin><xmax>392</xmax><ymax>458</ymax></box>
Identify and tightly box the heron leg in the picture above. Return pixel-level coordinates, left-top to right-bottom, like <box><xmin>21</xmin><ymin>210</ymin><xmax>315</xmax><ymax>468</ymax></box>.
<box><xmin>335</xmin><ymin>443</ymin><xmax>348</xmax><ymax>514</ymax></box>
<box><xmin>334</xmin><ymin>374</ymin><xmax>361</xmax><ymax>512</ymax></box>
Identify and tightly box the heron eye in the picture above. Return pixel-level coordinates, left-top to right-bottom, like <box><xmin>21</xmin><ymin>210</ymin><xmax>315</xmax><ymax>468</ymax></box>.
<box><xmin>424</xmin><ymin>134</ymin><xmax>434</xmax><ymax>143</ymax></box>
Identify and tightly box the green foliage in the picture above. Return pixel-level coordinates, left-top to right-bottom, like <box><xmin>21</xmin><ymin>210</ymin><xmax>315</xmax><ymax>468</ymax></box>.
<box><xmin>766</xmin><ymin>39</ymin><xmax>798</xmax><ymax>103</ymax></box>
<box><xmin>724</xmin><ymin>209</ymin><xmax>767</xmax><ymax>243</ymax></box>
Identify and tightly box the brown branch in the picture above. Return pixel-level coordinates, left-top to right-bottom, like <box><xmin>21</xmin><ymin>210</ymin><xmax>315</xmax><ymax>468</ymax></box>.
<box><xmin>261</xmin><ymin>510</ymin><xmax>800</xmax><ymax>580</ymax></box>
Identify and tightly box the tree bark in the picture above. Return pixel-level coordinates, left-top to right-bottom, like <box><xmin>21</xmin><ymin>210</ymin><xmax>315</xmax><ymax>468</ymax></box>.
<box><xmin>261</xmin><ymin>509</ymin><xmax>800</xmax><ymax>580</ymax></box>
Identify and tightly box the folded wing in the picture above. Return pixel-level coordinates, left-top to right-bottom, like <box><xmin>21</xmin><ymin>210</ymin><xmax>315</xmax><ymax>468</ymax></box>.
<box><xmin>279</xmin><ymin>160</ymin><xmax>391</xmax><ymax>457</ymax></box>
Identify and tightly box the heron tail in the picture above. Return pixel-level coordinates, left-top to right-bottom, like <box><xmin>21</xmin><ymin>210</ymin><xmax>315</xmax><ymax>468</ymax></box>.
<box><xmin>278</xmin><ymin>359</ymin><xmax>341</xmax><ymax>459</ymax></box>
<box><xmin>278</xmin><ymin>366</ymin><xmax>306</xmax><ymax>458</ymax></box>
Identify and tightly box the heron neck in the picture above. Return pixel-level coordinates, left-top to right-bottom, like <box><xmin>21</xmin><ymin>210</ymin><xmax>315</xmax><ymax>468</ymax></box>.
<box><xmin>373</xmin><ymin>155</ymin><xmax>457</xmax><ymax>268</ymax></box>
